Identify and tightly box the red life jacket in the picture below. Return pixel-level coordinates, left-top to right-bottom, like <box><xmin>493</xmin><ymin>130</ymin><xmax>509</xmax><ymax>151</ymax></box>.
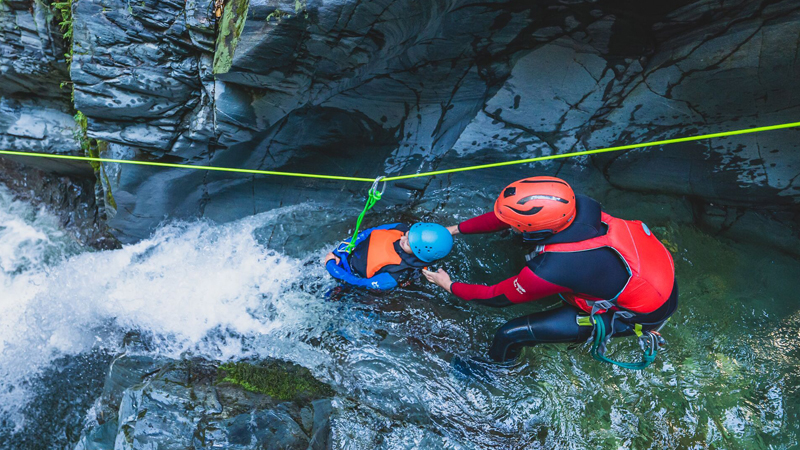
<box><xmin>542</xmin><ymin>212</ymin><xmax>675</xmax><ymax>315</ymax></box>
<box><xmin>365</xmin><ymin>229</ymin><xmax>404</xmax><ymax>278</ymax></box>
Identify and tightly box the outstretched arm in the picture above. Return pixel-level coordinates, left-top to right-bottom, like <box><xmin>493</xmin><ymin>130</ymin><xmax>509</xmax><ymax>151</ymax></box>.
<box><xmin>450</xmin><ymin>211</ymin><xmax>510</xmax><ymax>235</ymax></box>
<box><xmin>426</xmin><ymin>266</ymin><xmax>568</xmax><ymax>307</ymax></box>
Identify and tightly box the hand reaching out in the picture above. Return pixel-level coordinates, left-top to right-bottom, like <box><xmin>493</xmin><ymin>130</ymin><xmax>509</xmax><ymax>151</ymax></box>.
<box><xmin>423</xmin><ymin>268</ymin><xmax>453</xmax><ymax>293</ymax></box>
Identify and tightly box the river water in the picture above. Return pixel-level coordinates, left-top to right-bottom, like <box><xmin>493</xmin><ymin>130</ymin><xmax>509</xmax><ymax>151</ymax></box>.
<box><xmin>0</xmin><ymin>180</ymin><xmax>798</xmax><ymax>449</ymax></box>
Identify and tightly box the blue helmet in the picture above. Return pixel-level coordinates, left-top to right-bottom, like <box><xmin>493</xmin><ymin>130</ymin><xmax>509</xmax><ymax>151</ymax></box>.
<box><xmin>408</xmin><ymin>223</ymin><xmax>453</xmax><ymax>262</ymax></box>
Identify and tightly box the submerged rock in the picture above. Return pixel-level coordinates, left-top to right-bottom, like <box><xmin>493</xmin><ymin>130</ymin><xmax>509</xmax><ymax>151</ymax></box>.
<box><xmin>75</xmin><ymin>356</ymin><xmax>334</xmax><ymax>450</ymax></box>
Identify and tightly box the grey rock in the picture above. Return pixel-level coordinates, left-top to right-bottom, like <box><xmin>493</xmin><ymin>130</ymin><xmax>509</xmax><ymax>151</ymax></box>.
<box><xmin>0</xmin><ymin>96</ymin><xmax>79</xmax><ymax>155</ymax></box>
<box><xmin>74</xmin><ymin>420</ymin><xmax>118</xmax><ymax>450</ymax></box>
<box><xmin>71</xmin><ymin>0</ymin><xmax>216</xmax><ymax>152</ymax></box>
<box><xmin>0</xmin><ymin>155</ymin><xmax>118</xmax><ymax>248</ymax></box>
<box><xmin>3</xmin><ymin>0</ymin><xmax>799</xmax><ymax>248</ymax></box>
<box><xmin>75</xmin><ymin>357</ymin><xmax>334</xmax><ymax>450</ymax></box>
<box><xmin>696</xmin><ymin>203</ymin><xmax>800</xmax><ymax>256</ymax></box>
<box><xmin>0</xmin><ymin>0</ymin><xmax>69</xmax><ymax>98</ymax></box>
<box><xmin>0</xmin><ymin>0</ymin><xmax>79</xmax><ymax>171</ymax></box>
<box><xmin>72</xmin><ymin>0</ymin><xmax>539</xmax><ymax>242</ymax></box>
<box><xmin>0</xmin><ymin>0</ymin><xmax>115</xmax><ymax>247</ymax></box>
<box><xmin>587</xmin><ymin>0</ymin><xmax>800</xmax><ymax>206</ymax></box>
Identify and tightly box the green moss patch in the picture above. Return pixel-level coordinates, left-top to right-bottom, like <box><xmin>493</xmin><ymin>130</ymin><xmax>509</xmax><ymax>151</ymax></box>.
<box><xmin>213</xmin><ymin>0</ymin><xmax>249</xmax><ymax>75</ymax></box>
<box><xmin>217</xmin><ymin>360</ymin><xmax>333</xmax><ymax>401</ymax></box>
<box><xmin>52</xmin><ymin>0</ymin><xmax>74</xmax><ymax>73</ymax></box>
<box><xmin>74</xmin><ymin>111</ymin><xmax>116</xmax><ymax>210</ymax></box>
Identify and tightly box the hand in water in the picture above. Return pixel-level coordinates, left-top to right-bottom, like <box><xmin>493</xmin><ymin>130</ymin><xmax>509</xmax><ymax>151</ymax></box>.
<box><xmin>423</xmin><ymin>268</ymin><xmax>453</xmax><ymax>293</ymax></box>
<box><xmin>446</xmin><ymin>225</ymin><xmax>460</xmax><ymax>236</ymax></box>
<box><xmin>324</xmin><ymin>252</ymin><xmax>340</xmax><ymax>265</ymax></box>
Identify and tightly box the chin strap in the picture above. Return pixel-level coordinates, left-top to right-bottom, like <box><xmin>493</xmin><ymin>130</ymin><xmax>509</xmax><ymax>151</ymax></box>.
<box><xmin>342</xmin><ymin>176</ymin><xmax>386</xmax><ymax>254</ymax></box>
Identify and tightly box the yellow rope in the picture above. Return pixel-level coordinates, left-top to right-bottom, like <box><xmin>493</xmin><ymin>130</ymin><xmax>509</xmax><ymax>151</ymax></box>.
<box><xmin>2</xmin><ymin>121</ymin><xmax>798</xmax><ymax>183</ymax></box>
<box><xmin>382</xmin><ymin>121</ymin><xmax>800</xmax><ymax>181</ymax></box>
<box><xmin>0</xmin><ymin>150</ymin><xmax>375</xmax><ymax>182</ymax></box>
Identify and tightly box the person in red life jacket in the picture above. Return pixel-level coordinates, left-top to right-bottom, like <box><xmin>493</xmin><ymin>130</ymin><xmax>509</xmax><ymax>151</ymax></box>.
<box><xmin>325</xmin><ymin>223</ymin><xmax>453</xmax><ymax>290</ymax></box>
<box><xmin>423</xmin><ymin>176</ymin><xmax>678</xmax><ymax>362</ymax></box>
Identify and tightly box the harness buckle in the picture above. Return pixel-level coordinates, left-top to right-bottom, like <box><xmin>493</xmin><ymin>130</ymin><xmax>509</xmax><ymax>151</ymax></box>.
<box><xmin>524</xmin><ymin>245</ymin><xmax>545</xmax><ymax>262</ymax></box>
<box><xmin>615</xmin><ymin>310</ymin><xmax>635</xmax><ymax>320</ymax></box>
<box><xmin>638</xmin><ymin>331</ymin><xmax>666</xmax><ymax>354</ymax></box>
<box><xmin>588</xmin><ymin>300</ymin><xmax>615</xmax><ymax>316</ymax></box>
<box><xmin>576</xmin><ymin>315</ymin><xmax>593</xmax><ymax>327</ymax></box>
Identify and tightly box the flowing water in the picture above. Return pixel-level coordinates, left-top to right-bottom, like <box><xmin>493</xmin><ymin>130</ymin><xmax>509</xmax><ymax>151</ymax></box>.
<box><xmin>0</xmin><ymin>181</ymin><xmax>798</xmax><ymax>449</ymax></box>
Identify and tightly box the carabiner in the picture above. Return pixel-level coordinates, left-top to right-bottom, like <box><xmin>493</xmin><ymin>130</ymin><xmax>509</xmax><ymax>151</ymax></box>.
<box><xmin>370</xmin><ymin>176</ymin><xmax>387</xmax><ymax>196</ymax></box>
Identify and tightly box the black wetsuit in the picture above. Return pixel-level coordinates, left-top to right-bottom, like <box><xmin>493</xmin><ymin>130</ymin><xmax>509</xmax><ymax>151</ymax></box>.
<box><xmin>453</xmin><ymin>195</ymin><xmax>678</xmax><ymax>362</ymax></box>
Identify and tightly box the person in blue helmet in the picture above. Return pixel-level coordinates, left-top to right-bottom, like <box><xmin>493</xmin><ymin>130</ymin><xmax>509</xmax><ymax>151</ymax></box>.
<box><xmin>324</xmin><ymin>223</ymin><xmax>453</xmax><ymax>290</ymax></box>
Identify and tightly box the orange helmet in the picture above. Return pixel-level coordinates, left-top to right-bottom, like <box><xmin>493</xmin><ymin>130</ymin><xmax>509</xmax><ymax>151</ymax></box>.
<box><xmin>494</xmin><ymin>176</ymin><xmax>576</xmax><ymax>237</ymax></box>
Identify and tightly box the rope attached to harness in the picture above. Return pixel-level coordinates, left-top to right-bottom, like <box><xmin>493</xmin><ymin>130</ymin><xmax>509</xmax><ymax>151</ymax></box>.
<box><xmin>342</xmin><ymin>177</ymin><xmax>386</xmax><ymax>253</ymax></box>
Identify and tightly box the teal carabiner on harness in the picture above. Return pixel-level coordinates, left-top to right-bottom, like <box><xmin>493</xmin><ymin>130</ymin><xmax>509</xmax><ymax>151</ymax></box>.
<box><xmin>588</xmin><ymin>314</ymin><xmax>660</xmax><ymax>371</ymax></box>
<box><xmin>343</xmin><ymin>176</ymin><xmax>387</xmax><ymax>253</ymax></box>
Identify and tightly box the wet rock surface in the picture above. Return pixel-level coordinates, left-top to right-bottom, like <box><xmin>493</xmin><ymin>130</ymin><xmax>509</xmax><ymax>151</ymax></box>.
<box><xmin>1</xmin><ymin>0</ymin><xmax>799</xmax><ymax>244</ymax></box>
<box><xmin>447</xmin><ymin>0</ymin><xmax>800</xmax><ymax>204</ymax></box>
<box><xmin>0</xmin><ymin>156</ymin><xmax>118</xmax><ymax>248</ymax></box>
<box><xmin>0</xmin><ymin>0</ymin><xmax>76</xmax><ymax>157</ymax></box>
<box><xmin>70</xmin><ymin>0</ymin><xmax>216</xmax><ymax>152</ymax></box>
<box><xmin>0</xmin><ymin>0</ymin><xmax>118</xmax><ymax>247</ymax></box>
<box><xmin>75</xmin><ymin>356</ymin><xmax>334</xmax><ymax>450</ymax></box>
<box><xmin>0</xmin><ymin>0</ymin><xmax>68</xmax><ymax>98</ymax></box>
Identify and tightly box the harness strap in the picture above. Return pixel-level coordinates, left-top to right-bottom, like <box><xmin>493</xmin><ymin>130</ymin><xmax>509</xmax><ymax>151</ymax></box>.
<box><xmin>589</xmin><ymin>313</ymin><xmax>662</xmax><ymax>370</ymax></box>
<box><xmin>576</xmin><ymin>312</ymin><xmax>665</xmax><ymax>371</ymax></box>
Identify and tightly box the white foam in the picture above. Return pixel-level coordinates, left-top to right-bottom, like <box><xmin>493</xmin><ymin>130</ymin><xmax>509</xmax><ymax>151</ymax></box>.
<box><xmin>0</xmin><ymin>187</ymin><xmax>335</xmax><ymax>427</ymax></box>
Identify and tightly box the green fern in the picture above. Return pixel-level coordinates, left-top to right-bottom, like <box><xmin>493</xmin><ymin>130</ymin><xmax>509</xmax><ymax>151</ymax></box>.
<box><xmin>52</xmin><ymin>0</ymin><xmax>73</xmax><ymax>40</ymax></box>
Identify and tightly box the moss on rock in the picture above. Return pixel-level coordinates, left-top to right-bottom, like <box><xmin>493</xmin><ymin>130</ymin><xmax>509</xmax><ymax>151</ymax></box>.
<box><xmin>217</xmin><ymin>360</ymin><xmax>333</xmax><ymax>401</ymax></box>
<box><xmin>213</xmin><ymin>0</ymin><xmax>249</xmax><ymax>74</ymax></box>
<box><xmin>74</xmin><ymin>111</ymin><xmax>117</xmax><ymax>211</ymax></box>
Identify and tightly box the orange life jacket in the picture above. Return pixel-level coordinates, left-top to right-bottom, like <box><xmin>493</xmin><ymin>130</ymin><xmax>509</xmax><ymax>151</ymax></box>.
<box><xmin>365</xmin><ymin>229</ymin><xmax>404</xmax><ymax>278</ymax></box>
<box><xmin>542</xmin><ymin>212</ymin><xmax>675</xmax><ymax>315</ymax></box>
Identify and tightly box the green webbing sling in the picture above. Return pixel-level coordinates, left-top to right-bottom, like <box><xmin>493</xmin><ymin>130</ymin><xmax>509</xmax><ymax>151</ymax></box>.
<box><xmin>342</xmin><ymin>177</ymin><xmax>386</xmax><ymax>253</ymax></box>
<box><xmin>587</xmin><ymin>314</ymin><xmax>658</xmax><ymax>371</ymax></box>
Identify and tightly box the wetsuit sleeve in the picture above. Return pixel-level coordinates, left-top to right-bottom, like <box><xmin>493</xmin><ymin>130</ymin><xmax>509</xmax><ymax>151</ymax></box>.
<box><xmin>458</xmin><ymin>212</ymin><xmax>510</xmax><ymax>234</ymax></box>
<box><xmin>451</xmin><ymin>266</ymin><xmax>568</xmax><ymax>306</ymax></box>
<box><xmin>326</xmin><ymin>260</ymin><xmax>398</xmax><ymax>290</ymax></box>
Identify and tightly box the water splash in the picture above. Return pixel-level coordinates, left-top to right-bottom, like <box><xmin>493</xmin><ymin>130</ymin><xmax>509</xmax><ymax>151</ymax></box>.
<box><xmin>1</xmin><ymin>183</ymin><xmax>799</xmax><ymax>449</ymax></box>
<box><xmin>0</xmin><ymin>190</ymin><xmax>334</xmax><ymax>430</ymax></box>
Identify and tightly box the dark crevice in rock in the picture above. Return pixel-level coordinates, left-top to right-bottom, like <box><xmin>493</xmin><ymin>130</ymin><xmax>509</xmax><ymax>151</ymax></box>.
<box><xmin>0</xmin><ymin>157</ymin><xmax>120</xmax><ymax>249</ymax></box>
